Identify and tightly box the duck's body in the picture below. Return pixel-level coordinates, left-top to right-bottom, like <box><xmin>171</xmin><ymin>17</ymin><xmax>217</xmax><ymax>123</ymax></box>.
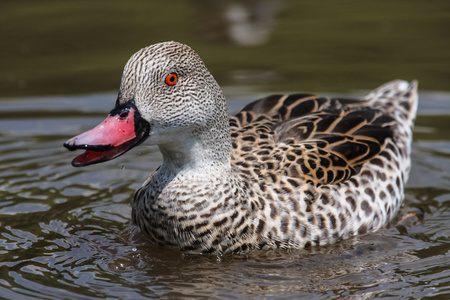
<box><xmin>64</xmin><ymin>42</ymin><xmax>418</xmax><ymax>254</ymax></box>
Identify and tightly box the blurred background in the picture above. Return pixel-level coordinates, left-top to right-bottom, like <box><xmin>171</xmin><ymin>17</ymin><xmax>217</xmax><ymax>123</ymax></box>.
<box><xmin>1</xmin><ymin>0</ymin><xmax>449</xmax><ymax>98</ymax></box>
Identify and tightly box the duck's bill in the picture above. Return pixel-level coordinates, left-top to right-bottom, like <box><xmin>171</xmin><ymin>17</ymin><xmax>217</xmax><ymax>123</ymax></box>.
<box><xmin>63</xmin><ymin>101</ymin><xmax>150</xmax><ymax>167</ymax></box>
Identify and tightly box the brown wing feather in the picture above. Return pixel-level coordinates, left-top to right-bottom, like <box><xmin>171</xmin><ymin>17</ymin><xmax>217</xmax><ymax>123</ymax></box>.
<box><xmin>230</xmin><ymin>94</ymin><xmax>395</xmax><ymax>187</ymax></box>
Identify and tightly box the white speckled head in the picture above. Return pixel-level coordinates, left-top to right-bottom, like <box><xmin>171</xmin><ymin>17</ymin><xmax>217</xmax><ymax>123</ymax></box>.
<box><xmin>117</xmin><ymin>42</ymin><xmax>227</xmax><ymax>144</ymax></box>
<box><xmin>118</xmin><ymin>41</ymin><xmax>231</xmax><ymax>169</ymax></box>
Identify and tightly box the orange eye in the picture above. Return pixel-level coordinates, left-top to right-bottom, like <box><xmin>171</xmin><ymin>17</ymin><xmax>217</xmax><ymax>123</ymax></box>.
<box><xmin>165</xmin><ymin>73</ymin><xmax>178</xmax><ymax>86</ymax></box>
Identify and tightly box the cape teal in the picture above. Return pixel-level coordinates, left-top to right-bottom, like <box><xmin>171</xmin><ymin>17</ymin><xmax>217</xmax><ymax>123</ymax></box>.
<box><xmin>64</xmin><ymin>41</ymin><xmax>418</xmax><ymax>254</ymax></box>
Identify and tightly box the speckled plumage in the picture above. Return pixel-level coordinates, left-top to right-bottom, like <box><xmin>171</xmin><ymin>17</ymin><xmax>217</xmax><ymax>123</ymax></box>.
<box><xmin>116</xmin><ymin>42</ymin><xmax>418</xmax><ymax>254</ymax></box>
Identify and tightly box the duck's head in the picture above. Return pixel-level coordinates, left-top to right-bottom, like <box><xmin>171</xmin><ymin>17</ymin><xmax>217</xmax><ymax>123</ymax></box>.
<box><xmin>64</xmin><ymin>41</ymin><xmax>227</xmax><ymax>167</ymax></box>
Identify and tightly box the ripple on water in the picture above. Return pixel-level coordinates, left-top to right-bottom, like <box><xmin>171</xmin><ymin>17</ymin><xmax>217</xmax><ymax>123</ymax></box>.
<box><xmin>0</xmin><ymin>93</ymin><xmax>449</xmax><ymax>298</ymax></box>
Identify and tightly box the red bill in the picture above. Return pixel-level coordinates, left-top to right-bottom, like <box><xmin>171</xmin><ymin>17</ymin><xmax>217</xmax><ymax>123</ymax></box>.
<box><xmin>64</xmin><ymin>100</ymin><xmax>150</xmax><ymax>167</ymax></box>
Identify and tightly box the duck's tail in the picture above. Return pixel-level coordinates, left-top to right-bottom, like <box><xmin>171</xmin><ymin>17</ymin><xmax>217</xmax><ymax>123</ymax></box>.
<box><xmin>363</xmin><ymin>80</ymin><xmax>418</xmax><ymax>184</ymax></box>
<box><xmin>364</xmin><ymin>80</ymin><xmax>419</xmax><ymax>127</ymax></box>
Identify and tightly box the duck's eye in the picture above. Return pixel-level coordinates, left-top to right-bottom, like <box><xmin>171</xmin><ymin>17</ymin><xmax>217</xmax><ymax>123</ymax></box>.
<box><xmin>165</xmin><ymin>73</ymin><xmax>178</xmax><ymax>86</ymax></box>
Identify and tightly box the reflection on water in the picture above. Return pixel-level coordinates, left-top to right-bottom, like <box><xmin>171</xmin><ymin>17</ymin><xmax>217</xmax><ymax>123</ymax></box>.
<box><xmin>191</xmin><ymin>0</ymin><xmax>283</xmax><ymax>46</ymax></box>
<box><xmin>0</xmin><ymin>91</ymin><xmax>449</xmax><ymax>298</ymax></box>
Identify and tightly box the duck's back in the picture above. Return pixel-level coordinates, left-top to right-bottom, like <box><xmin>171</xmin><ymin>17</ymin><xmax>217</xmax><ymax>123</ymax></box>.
<box><xmin>229</xmin><ymin>80</ymin><xmax>418</xmax><ymax>248</ymax></box>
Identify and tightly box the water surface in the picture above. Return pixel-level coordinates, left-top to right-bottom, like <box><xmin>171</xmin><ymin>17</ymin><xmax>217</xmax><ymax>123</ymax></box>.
<box><xmin>0</xmin><ymin>91</ymin><xmax>449</xmax><ymax>299</ymax></box>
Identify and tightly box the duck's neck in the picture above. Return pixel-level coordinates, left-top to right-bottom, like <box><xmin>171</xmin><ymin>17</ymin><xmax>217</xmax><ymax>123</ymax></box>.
<box><xmin>157</xmin><ymin>105</ymin><xmax>232</xmax><ymax>179</ymax></box>
<box><xmin>158</xmin><ymin>138</ymin><xmax>230</xmax><ymax>177</ymax></box>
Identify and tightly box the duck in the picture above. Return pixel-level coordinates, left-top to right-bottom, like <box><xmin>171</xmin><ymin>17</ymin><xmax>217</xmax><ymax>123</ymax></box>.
<box><xmin>64</xmin><ymin>41</ymin><xmax>418</xmax><ymax>254</ymax></box>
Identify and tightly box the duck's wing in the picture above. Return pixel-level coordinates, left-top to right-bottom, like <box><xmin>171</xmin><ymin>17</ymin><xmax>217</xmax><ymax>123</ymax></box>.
<box><xmin>230</xmin><ymin>94</ymin><xmax>396</xmax><ymax>187</ymax></box>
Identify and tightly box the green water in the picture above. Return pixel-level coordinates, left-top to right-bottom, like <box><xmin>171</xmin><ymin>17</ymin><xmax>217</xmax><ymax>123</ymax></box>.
<box><xmin>2</xmin><ymin>0</ymin><xmax>449</xmax><ymax>97</ymax></box>
<box><xmin>1</xmin><ymin>1</ymin><xmax>449</xmax><ymax>299</ymax></box>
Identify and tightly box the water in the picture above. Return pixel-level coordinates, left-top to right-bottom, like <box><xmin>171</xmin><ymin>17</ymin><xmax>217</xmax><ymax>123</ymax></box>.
<box><xmin>1</xmin><ymin>0</ymin><xmax>450</xmax><ymax>298</ymax></box>
<box><xmin>0</xmin><ymin>90</ymin><xmax>449</xmax><ymax>299</ymax></box>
